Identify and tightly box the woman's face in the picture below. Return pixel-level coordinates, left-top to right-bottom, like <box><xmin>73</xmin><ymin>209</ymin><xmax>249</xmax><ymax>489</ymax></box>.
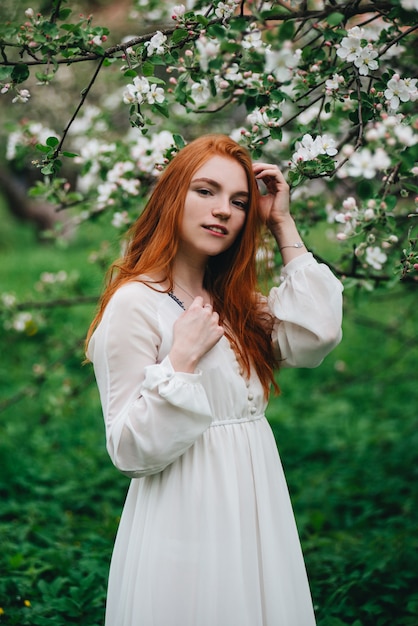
<box><xmin>178</xmin><ymin>156</ymin><xmax>249</xmax><ymax>263</ymax></box>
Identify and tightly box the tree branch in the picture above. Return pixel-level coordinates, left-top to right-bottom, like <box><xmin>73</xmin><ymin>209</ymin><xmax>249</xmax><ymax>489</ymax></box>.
<box><xmin>52</xmin><ymin>56</ymin><xmax>105</xmax><ymax>159</ymax></box>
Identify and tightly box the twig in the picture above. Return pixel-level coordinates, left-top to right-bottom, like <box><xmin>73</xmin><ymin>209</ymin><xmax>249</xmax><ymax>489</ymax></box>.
<box><xmin>53</xmin><ymin>56</ymin><xmax>105</xmax><ymax>159</ymax></box>
<box><xmin>379</xmin><ymin>24</ymin><xmax>418</xmax><ymax>57</ymax></box>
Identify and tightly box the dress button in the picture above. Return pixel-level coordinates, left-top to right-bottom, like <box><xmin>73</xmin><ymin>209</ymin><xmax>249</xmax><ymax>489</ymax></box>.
<box><xmin>250</xmin><ymin>406</ymin><xmax>257</xmax><ymax>415</ymax></box>
<box><xmin>248</xmin><ymin>393</ymin><xmax>254</xmax><ymax>401</ymax></box>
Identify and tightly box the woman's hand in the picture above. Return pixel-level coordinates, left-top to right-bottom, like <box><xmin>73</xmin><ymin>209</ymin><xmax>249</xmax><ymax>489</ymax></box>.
<box><xmin>169</xmin><ymin>297</ymin><xmax>224</xmax><ymax>373</ymax></box>
<box><xmin>252</xmin><ymin>162</ymin><xmax>290</xmax><ymax>231</ymax></box>
<box><xmin>253</xmin><ymin>162</ymin><xmax>307</xmax><ymax>262</ymax></box>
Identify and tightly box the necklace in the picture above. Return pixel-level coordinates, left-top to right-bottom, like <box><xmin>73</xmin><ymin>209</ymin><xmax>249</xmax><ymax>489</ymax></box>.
<box><xmin>168</xmin><ymin>291</ymin><xmax>185</xmax><ymax>310</ymax></box>
<box><xmin>168</xmin><ymin>281</ymin><xmax>210</xmax><ymax>311</ymax></box>
<box><xmin>174</xmin><ymin>281</ymin><xmax>198</xmax><ymax>301</ymax></box>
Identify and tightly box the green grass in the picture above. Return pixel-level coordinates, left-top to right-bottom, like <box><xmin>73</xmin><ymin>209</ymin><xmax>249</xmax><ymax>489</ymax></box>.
<box><xmin>0</xmin><ymin>196</ymin><xmax>417</xmax><ymax>625</ymax></box>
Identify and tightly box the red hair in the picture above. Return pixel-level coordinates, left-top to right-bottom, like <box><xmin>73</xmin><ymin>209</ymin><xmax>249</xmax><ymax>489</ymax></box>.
<box><xmin>86</xmin><ymin>134</ymin><xmax>279</xmax><ymax>396</ymax></box>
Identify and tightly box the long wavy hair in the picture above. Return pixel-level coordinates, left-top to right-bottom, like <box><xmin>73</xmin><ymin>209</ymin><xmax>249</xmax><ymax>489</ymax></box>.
<box><xmin>86</xmin><ymin>134</ymin><xmax>279</xmax><ymax>396</ymax></box>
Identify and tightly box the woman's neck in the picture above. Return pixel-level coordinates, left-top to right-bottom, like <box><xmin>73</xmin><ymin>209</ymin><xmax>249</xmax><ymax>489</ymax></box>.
<box><xmin>172</xmin><ymin>257</ymin><xmax>206</xmax><ymax>295</ymax></box>
<box><xmin>172</xmin><ymin>257</ymin><xmax>210</xmax><ymax>305</ymax></box>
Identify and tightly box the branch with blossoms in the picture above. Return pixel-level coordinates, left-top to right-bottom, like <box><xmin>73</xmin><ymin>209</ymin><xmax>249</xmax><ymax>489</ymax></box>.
<box><xmin>0</xmin><ymin>0</ymin><xmax>418</xmax><ymax>287</ymax></box>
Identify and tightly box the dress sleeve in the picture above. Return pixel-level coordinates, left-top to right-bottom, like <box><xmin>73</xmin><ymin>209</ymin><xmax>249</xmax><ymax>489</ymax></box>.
<box><xmin>268</xmin><ymin>253</ymin><xmax>343</xmax><ymax>368</ymax></box>
<box><xmin>87</xmin><ymin>283</ymin><xmax>213</xmax><ymax>478</ymax></box>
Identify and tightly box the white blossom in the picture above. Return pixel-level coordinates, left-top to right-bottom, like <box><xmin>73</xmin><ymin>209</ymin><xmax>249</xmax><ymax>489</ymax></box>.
<box><xmin>265</xmin><ymin>43</ymin><xmax>302</xmax><ymax>82</ymax></box>
<box><xmin>145</xmin><ymin>83</ymin><xmax>165</xmax><ymax>104</ymax></box>
<box><xmin>107</xmin><ymin>161</ymin><xmax>134</xmax><ymax>183</ymax></box>
<box><xmin>76</xmin><ymin>138</ymin><xmax>116</xmax><ymax>163</ymax></box>
<box><xmin>112</xmin><ymin>211</ymin><xmax>130</xmax><ymax>228</ymax></box>
<box><xmin>242</xmin><ymin>27</ymin><xmax>263</xmax><ymax>50</ymax></box>
<box><xmin>292</xmin><ymin>133</ymin><xmax>338</xmax><ymax>163</ymax></box>
<box><xmin>40</xmin><ymin>271</ymin><xmax>67</xmax><ymax>284</ymax></box>
<box><xmin>366</xmin><ymin>246</ymin><xmax>387</xmax><ymax>270</ymax></box>
<box><xmin>1</xmin><ymin>293</ymin><xmax>16</xmax><ymax>308</ymax></box>
<box><xmin>320</xmin><ymin>134</ymin><xmax>338</xmax><ymax>156</ymax></box>
<box><xmin>325</xmin><ymin>74</ymin><xmax>344</xmax><ymax>92</ymax></box>
<box><xmin>171</xmin><ymin>4</ymin><xmax>186</xmax><ymax>19</ymax></box>
<box><xmin>334</xmin><ymin>198</ymin><xmax>359</xmax><ymax>236</ymax></box>
<box><xmin>196</xmin><ymin>36</ymin><xmax>220</xmax><ymax>72</ymax></box>
<box><xmin>122</xmin><ymin>83</ymin><xmax>140</xmax><ymax>105</ymax></box>
<box><xmin>400</xmin><ymin>0</ymin><xmax>418</xmax><ymax>9</ymax></box>
<box><xmin>97</xmin><ymin>182</ymin><xmax>117</xmax><ymax>206</ymax></box>
<box><xmin>122</xmin><ymin>76</ymin><xmax>165</xmax><ymax>106</ymax></box>
<box><xmin>354</xmin><ymin>45</ymin><xmax>379</xmax><ymax>76</ymax></box>
<box><xmin>144</xmin><ymin>31</ymin><xmax>167</xmax><ymax>56</ymax></box>
<box><xmin>336</xmin><ymin>26</ymin><xmax>379</xmax><ymax>75</ymax></box>
<box><xmin>223</xmin><ymin>63</ymin><xmax>242</xmax><ymax>82</ymax></box>
<box><xmin>215</xmin><ymin>1</ymin><xmax>236</xmax><ymax>19</ymax></box>
<box><xmin>343</xmin><ymin>197</ymin><xmax>357</xmax><ymax>211</ymax></box>
<box><xmin>385</xmin><ymin>74</ymin><xmax>417</xmax><ymax>110</ymax></box>
<box><xmin>393</xmin><ymin>123</ymin><xmax>418</xmax><ymax>147</ymax></box>
<box><xmin>130</xmin><ymin>130</ymin><xmax>175</xmax><ymax>175</ymax></box>
<box><xmin>345</xmin><ymin>147</ymin><xmax>390</xmax><ymax>179</ymax></box>
<box><xmin>191</xmin><ymin>79</ymin><xmax>210</xmax><ymax>105</ymax></box>
<box><xmin>247</xmin><ymin>108</ymin><xmax>270</xmax><ymax>128</ymax></box>
<box><xmin>12</xmin><ymin>312</ymin><xmax>33</xmax><ymax>332</ymax></box>
<box><xmin>336</xmin><ymin>27</ymin><xmax>364</xmax><ymax>62</ymax></box>
<box><xmin>12</xmin><ymin>89</ymin><xmax>31</xmax><ymax>103</ymax></box>
<box><xmin>364</xmin><ymin>208</ymin><xmax>376</xmax><ymax>221</ymax></box>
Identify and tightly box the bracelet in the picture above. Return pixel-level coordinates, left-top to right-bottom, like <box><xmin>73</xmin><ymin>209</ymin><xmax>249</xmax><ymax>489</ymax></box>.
<box><xmin>280</xmin><ymin>242</ymin><xmax>305</xmax><ymax>251</ymax></box>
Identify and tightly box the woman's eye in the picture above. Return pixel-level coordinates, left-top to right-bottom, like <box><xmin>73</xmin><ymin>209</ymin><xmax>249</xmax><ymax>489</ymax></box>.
<box><xmin>233</xmin><ymin>199</ymin><xmax>248</xmax><ymax>210</ymax></box>
<box><xmin>196</xmin><ymin>188</ymin><xmax>212</xmax><ymax>196</ymax></box>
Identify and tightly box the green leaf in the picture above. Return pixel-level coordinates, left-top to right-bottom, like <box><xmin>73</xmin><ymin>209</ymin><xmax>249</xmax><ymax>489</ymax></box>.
<box><xmin>59</xmin><ymin>8</ymin><xmax>72</xmax><ymax>20</ymax></box>
<box><xmin>46</xmin><ymin>136</ymin><xmax>60</xmax><ymax>148</ymax></box>
<box><xmin>220</xmin><ymin>41</ymin><xmax>242</xmax><ymax>54</ymax></box>
<box><xmin>207</xmin><ymin>24</ymin><xmax>226</xmax><ymax>39</ymax></box>
<box><xmin>41</xmin><ymin>22</ymin><xmax>59</xmax><ymax>37</ymax></box>
<box><xmin>41</xmin><ymin>163</ymin><xmax>55</xmax><ymax>175</ymax></box>
<box><xmin>62</xmin><ymin>152</ymin><xmax>78</xmax><ymax>158</ymax></box>
<box><xmin>124</xmin><ymin>69</ymin><xmax>137</xmax><ymax>77</ymax></box>
<box><xmin>36</xmin><ymin>143</ymin><xmax>52</xmax><ymax>154</ymax></box>
<box><xmin>270</xmin><ymin>127</ymin><xmax>283</xmax><ymax>141</ymax></box>
<box><xmin>301</xmin><ymin>46</ymin><xmax>313</xmax><ymax>62</ymax></box>
<box><xmin>326</xmin><ymin>12</ymin><xmax>345</xmax><ymax>26</ymax></box>
<box><xmin>147</xmin><ymin>76</ymin><xmax>165</xmax><ymax>85</ymax></box>
<box><xmin>357</xmin><ymin>179</ymin><xmax>374</xmax><ymax>199</ymax></box>
<box><xmin>288</xmin><ymin>170</ymin><xmax>305</xmax><ymax>188</ymax></box>
<box><xmin>171</xmin><ymin>28</ymin><xmax>189</xmax><ymax>45</ymax></box>
<box><xmin>152</xmin><ymin>102</ymin><xmax>169</xmax><ymax>118</ymax></box>
<box><xmin>385</xmin><ymin>195</ymin><xmax>397</xmax><ymax>211</ymax></box>
<box><xmin>11</xmin><ymin>64</ymin><xmax>30</xmax><ymax>84</ymax></box>
<box><xmin>228</xmin><ymin>17</ymin><xmax>247</xmax><ymax>32</ymax></box>
<box><xmin>0</xmin><ymin>66</ymin><xmax>13</xmax><ymax>81</ymax></box>
<box><xmin>195</xmin><ymin>14</ymin><xmax>209</xmax><ymax>26</ymax></box>
<box><xmin>173</xmin><ymin>134</ymin><xmax>186</xmax><ymax>149</ymax></box>
<box><xmin>278</xmin><ymin>20</ymin><xmax>294</xmax><ymax>42</ymax></box>
<box><xmin>142</xmin><ymin>61</ymin><xmax>155</xmax><ymax>77</ymax></box>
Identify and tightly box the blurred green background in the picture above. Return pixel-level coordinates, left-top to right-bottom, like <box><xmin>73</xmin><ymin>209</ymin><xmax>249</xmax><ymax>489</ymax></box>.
<box><xmin>0</xmin><ymin>191</ymin><xmax>417</xmax><ymax>626</ymax></box>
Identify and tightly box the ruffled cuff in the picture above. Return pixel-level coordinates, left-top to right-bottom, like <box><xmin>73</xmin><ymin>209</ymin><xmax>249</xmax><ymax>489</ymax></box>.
<box><xmin>142</xmin><ymin>356</ymin><xmax>212</xmax><ymax>418</ymax></box>
<box><xmin>278</xmin><ymin>251</ymin><xmax>316</xmax><ymax>280</ymax></box>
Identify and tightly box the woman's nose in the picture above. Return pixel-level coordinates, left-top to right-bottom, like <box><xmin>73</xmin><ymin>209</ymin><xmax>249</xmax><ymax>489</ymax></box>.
<box><xmin>212</xmin><ymin>196</ymin><xmax>231</xmax><ymax>220</ymax></box>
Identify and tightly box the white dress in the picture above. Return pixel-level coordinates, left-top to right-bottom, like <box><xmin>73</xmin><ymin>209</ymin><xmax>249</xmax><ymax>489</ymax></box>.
<box><xmin>88</xmin><ymin>253</ymin><xmax>343</xmax><ymax>626</ymax></box>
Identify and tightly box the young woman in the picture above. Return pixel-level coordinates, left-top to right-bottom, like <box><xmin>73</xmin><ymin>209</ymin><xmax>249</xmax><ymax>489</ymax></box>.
<box><xmin>86</xmin><ymin>134</ymin><xmax>343</xmax><ymax>626</ymax></box>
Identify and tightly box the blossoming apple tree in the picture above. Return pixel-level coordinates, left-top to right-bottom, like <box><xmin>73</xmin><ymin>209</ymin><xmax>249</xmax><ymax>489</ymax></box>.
<box><xmin>0</xmin><ymin>0</ymin><xmax>417</xmax><ymax>347</ymax></box>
